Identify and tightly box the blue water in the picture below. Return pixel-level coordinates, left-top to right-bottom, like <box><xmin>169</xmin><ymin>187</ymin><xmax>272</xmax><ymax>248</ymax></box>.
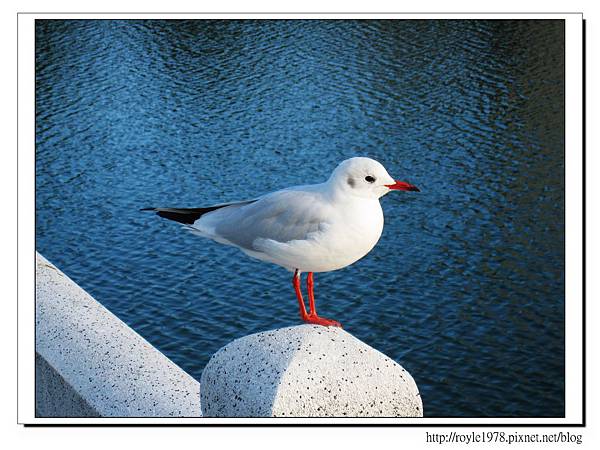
<box><xmin>35</xmin><ymin>19</ymin><xmax>565</xmax><ymax>417</ymax></box>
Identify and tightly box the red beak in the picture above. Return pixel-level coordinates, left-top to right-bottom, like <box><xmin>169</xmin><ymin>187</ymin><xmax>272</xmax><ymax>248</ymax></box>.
<box><xmin>385</xmin><ymin>180</ymin><xmax>420</xmax><ymax>192</ymax></box>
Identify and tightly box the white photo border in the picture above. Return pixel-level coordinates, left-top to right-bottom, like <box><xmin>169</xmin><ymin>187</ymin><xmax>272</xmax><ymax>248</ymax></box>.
<box><xmin>18</xmin><ymin>12</ymin><xmax>584</xmax><ymax>426</ymax></box>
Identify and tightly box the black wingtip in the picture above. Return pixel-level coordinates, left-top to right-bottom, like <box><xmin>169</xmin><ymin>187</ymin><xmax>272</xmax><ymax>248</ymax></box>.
<box><xmin>142</xmin><ymin>200</ymin><xmax>257</xmax><ymax>224</ymax></box>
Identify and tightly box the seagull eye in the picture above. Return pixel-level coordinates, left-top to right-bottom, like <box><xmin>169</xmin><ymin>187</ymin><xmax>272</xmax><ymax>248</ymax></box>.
<box><xmin>365</xmin><ymin>175</ymin><xmax>376</xmax><ymax>183</ymax></box>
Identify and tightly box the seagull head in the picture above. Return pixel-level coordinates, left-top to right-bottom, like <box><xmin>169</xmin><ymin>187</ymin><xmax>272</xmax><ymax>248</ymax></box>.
<box><xmin>327</xmin><ymin>157</ymin><xmax>419</xmax><ymax>199</ymax></box>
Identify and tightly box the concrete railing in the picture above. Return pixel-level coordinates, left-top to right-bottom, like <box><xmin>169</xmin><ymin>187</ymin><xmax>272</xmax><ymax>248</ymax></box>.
<box><xmin>35</xmin><ymin>252</ymin><xmax>201</xmax><ymax>417</ymax></box>
<box><xmin>36</xmin><ymin>252</ymin><xmax>422</xmax><ymax>418</ymax></box>
<box><xmin>200</xmin><ymin>325</ymin><xmax>423</xmax><ymax>417</ymax></box>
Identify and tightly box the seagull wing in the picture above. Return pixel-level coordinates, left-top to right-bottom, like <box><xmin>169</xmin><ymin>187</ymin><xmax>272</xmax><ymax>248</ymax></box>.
<box><xmin>190</xmin><ymin>187</ymin><xmax>331</xmax><ymax>251</ymax></box>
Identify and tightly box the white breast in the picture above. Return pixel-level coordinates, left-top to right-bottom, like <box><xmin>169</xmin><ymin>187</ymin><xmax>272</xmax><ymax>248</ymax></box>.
<box><xmin>323</xmin><ymin>197</ymin><xmax>384</xmax><ymax>270</ymax></box>
<box><xmin>250</xmin><ymin>196</ymin><xmax>385</xmax><ymax>273</ymax></box>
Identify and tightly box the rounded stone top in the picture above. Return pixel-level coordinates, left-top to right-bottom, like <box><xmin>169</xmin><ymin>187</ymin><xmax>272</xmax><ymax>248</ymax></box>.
<box><xmin>200</xmin><ymin>324</ymin><xmax>422</xmax><ymax>417</ymax></box>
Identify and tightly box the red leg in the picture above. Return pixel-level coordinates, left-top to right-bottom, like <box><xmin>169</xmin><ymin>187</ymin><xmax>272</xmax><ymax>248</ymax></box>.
<box><xmin>307</xmin><ymin>272</ymin><xmax>317</xmax><ymax>315</ymax></box>
<box><xmin>295</xmin><ymin>271</ymin><xmax>341</xmax><ymax>328</ymax></box>
<box><xmin>293</xmin><ymin>269</ymin><xmax>308</xmax><ymax>320</ymax></box>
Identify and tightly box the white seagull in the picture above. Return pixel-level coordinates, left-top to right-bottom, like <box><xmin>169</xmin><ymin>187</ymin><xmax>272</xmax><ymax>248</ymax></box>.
<box><xmin>143</xmin><ymin>157</ymin><xmax>419</xmax><ymax>327</ymax></box>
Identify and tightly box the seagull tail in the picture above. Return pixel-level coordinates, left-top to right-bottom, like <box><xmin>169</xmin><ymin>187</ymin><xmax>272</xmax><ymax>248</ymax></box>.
<box><xmin>140</xmin><ymin>206</ymin><xmax>227</xmax><ymax>225</ymax></box>
<box><xmin>141</xmin><ymin>199</ymin><xmax>258</xmax><ymax>225</ymax></box>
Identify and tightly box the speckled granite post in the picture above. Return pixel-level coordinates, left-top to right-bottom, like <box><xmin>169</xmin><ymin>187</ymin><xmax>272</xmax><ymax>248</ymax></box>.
<box><xmin>200</xmin><ymin>325</ymin><xmax>422</xmax><ymax>417</ymax></box>
<box><xmin>35</xmin><ymin>252</ymin><xmax>201</xmax><ymax>417</ymax></box>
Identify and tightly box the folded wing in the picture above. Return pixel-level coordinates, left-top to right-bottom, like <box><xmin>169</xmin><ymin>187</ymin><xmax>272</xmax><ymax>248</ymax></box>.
<box><xmin>190</xmin><ymin>188</ymin><xmax>330</xmax><ymax>251</ymax></box>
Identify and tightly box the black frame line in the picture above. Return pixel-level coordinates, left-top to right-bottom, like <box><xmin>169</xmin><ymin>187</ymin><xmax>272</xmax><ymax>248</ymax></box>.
<box><xmin>20</xmin><ymin>12</ymin><xmax>585</xmax><ymax>427</ymax></box>
<box><xmin>17</xmin><ymin>12</ymin><xmax>585</xmax><ymax>15</ymax></box>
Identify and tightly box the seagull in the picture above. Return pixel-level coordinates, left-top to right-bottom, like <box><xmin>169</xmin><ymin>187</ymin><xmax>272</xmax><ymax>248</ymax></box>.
<box><xmin>142</xmin><ymin>157</ymin><xmax>419</xmax><ymax>327</ymax></box>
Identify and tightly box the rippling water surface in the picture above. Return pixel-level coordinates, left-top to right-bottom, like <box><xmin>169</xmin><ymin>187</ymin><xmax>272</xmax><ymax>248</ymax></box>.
<box><xmin>36</xmin><ymin>19</ymin><xmax>565</xmax><ymax>417</ymax></box>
